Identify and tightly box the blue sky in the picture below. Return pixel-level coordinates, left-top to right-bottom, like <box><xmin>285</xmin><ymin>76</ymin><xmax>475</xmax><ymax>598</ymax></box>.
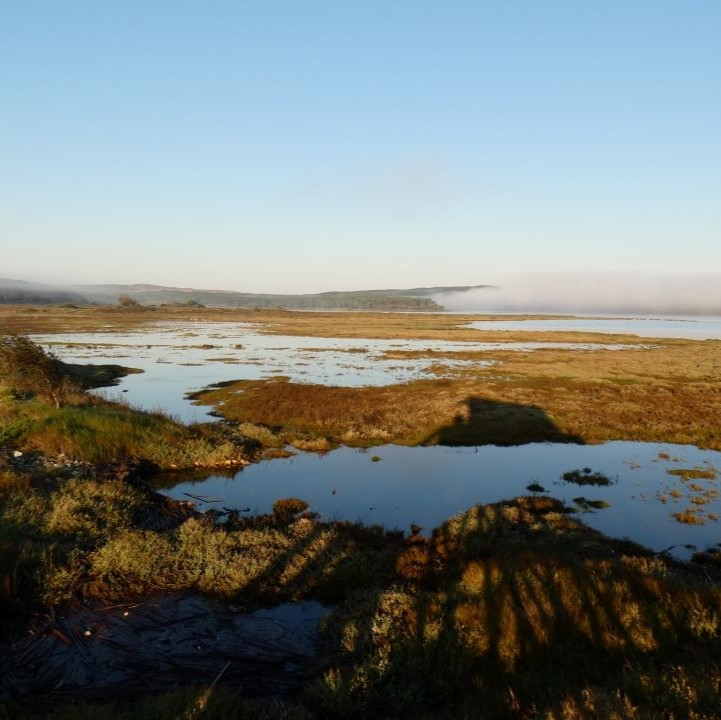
<box><xmin>1</xmin><ymin>1</ymin><xmax>719</xmax><ymax>293</ymax></box>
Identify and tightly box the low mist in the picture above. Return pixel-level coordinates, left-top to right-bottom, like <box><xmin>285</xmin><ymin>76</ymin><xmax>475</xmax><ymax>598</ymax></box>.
<box><xmin>436</xmin><ymin>273</ymin><xmax>721</xmax><ymax>315</ymax></box>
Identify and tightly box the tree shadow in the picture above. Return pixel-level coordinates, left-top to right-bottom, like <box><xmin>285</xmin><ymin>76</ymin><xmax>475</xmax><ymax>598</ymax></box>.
<box><xmin>4</xmin><ymin>492</ymin><xmax>720</xmax><ymax>718</ymax></box>
<box><xmin>423</xmin><ymin>396</ymin><xmax>584</xmax><ymax>446</ymax></box>
<box><xmin>338</xmin><ymin>497</ymin><xmax>720</xmax><ymax>718</ymax></box>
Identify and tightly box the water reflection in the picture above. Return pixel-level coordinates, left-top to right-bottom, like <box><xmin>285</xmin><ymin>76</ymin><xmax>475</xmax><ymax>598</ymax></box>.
<box><xmin>156</xmin><ymin>442</ymin><xmax>721</xmax><ymax>560</ymax></box>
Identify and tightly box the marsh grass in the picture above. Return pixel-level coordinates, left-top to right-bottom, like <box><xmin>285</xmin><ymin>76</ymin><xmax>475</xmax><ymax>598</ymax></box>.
<box><xmin>46</xmin><ymin>478</ymin><xmax>150</xmax><ymax>543</ymax></box>
<box><xmin>272</xmin><ymin>497</ymin><xmax>310</xmax><ymax>521</ymax></box>
<box><xmin>307</xmin><ymin>497</ymin><xmax>721</xmax><ymax>719</ymax></box>
<box><xmin>191</xmin><ymin>336</ymin><xmax>721</xmax><ymax>451</ymax></box>
<box><xmin>36</xmin><ymin>511</ymin><xmax>401</xmax><ymax>623</ymax></box>
<box><xmin>0</xmin><ymin>304</ymin><xmax>626</xmax><ymax>341</ymax></box>
<box><xmin>0</xmin><ymin>335</ymin><xmax>245</xmax><ymax>469</ymax></box>
<box><xmin>3</xmin><ymin>488</ymin><xmax>721</xmax><ymax>719</ymax></box>
<box><xmin>0</xmin><ymin>467</ymin><xmax>189</xmax><ymax>625</ymax></box>
<box><xmin>191</xmin><ymin>378</ymin><xmax>584</xmax><ymax>449</ymax></box>
<box><xmin>3</xmin><ymin>306</ymin><xmax>719</xmax><ymax>450</ymax></box>
<box><xmin>659</xmin><ymin>466</ymin><xmax>720</xmax><ymax>526</ymax></box>
<box><xmin>672</xmin><ymin>509</ymin><xmax>707</xmax><ymax>526</ymax></box>
<box><xmin>668</xmin><ymin>466</ymin><xmax>718</xmax><ymax>480</ymax></box>
<box><xmin>2</xmin><ymin>308</ymin><xmax>721</xmax><ymax>717</ymax></box>
<box><xmin>572</xmin><ymin>497</ymin><xmax>611</xmax><ymax>511</ymax></box>
<box><xmin>1</xmin><ymin>385</ymin><xmax>243</xmax><ymax>470</ymax></box>
<box><xmin>25</xmin><ymin>404</ymin><xmax>240</xmax><ymax>467</ymax></box>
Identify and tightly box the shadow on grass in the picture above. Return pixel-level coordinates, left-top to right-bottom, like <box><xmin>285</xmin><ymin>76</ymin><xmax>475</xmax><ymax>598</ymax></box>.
<box><xmin>3</xmin><ymin>491</ymin><xmax>720</xmax><ymax>718</ymax></box>
<box><xmin>313</xmin><ymin>497</ymin><xmax>721</xmax><ymax>718</ymax></box>
<box><xmin>424</xmin><ymin>396</ymin><xmax>584</xmax><ymax>446</ymax></box>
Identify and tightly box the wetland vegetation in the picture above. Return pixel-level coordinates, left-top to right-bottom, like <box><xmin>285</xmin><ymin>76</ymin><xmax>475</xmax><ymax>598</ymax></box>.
<box><xmin>0</xmin><ymin>333</ymin><xmax>248</xmax><ymax>469</ymax></box>
<box><xmin>190</xmin><ymin>334</ymin><xmax>721</xmax><ymax>452</ymax></box>
<box><xmin>1</xmin><ymin>305</ymin><xmax>720</xmax><ymax>718</ymax></box>
<box><xmin>2</xmin><ymin>471</ymin><xmax>720</xmax><ymax>719</ymax></box>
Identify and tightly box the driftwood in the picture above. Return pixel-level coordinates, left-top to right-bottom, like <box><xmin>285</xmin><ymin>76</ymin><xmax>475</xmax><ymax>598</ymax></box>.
<box><xmin>1</xmin><ymin>593</ymin><xmax>330</xmax><ymax>707</ymax></box>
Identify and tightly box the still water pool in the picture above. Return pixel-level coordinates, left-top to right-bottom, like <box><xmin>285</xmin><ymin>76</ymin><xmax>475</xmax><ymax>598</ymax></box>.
<box><xmin>159</xmin><ymin>441</ymin><xmax>721</xmax><ymax>560</ymax></box>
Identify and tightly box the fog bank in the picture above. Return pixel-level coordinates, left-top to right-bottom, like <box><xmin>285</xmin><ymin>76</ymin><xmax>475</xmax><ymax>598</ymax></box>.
<box><xmin>436</xmin><ymin>273</ymin><xmax>721</xmax><ymax>315</ymax></box>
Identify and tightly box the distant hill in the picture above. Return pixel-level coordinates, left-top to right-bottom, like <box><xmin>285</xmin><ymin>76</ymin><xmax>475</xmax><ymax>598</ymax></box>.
<box><xmin>0</xmin><ymin>278</ymin><xmax>90</xmax><ymax>306</ymax></box>
<box><xmin>0</xmin><ymin>279</ymin><xmax>492</xmax><ymax>311</ymax></box>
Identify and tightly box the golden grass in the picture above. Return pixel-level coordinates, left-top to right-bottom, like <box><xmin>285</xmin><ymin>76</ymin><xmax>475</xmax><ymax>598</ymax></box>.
<box><xmin>3</xmin><ymin>304</ymin><xmax>719</xmax><ymax>449</ymax></box>
<box><xmin>193</xmin><ymin>338</ymin><xmax>721</xmax><ymax>449</ymax></box>
<box><xmin>0</xmin><ymin>304</ymin><xmax>657</xmax><ymax>344</ymax></box>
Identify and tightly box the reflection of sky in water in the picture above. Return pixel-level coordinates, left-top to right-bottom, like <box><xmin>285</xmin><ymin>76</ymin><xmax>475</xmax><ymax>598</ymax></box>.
<box><xmin>32</xmin><ymin>322</ymin><xmax>636</xmax><ymax>424</ymax></box>
<box><xmin>163</xmin><ymin>442</ymin><xmax>721</xmax><ymax>560</ymax></box>
<box><xmin>28</xmin><ymin>321</ymin><xmax>721</xmax><ymax>558</ymax></box>
<box><xmin>468</xmin><ymin>315</ymin><xmax>721</xmax><ymax>340</ymax></box>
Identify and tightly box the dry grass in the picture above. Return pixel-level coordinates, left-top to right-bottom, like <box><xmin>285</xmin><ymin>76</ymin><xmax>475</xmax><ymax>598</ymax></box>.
<box><xmin>0</xmin><ymin>304</ymin><xmax>653</xmax><ymax>343</ymax></box>
<box><xmin>192</xmin><ymin>338</ymin><xmax>721</xmax><ymax>449</ymax></box>
<box><xmin>192</xmin><ymin>377</ymin><xmax>588</xmax><ymax>448</ymax></box>
<box><xmin>7</xmin><ymin>304</ymin><xmax>719</xmax><ymax>449</ymax></box>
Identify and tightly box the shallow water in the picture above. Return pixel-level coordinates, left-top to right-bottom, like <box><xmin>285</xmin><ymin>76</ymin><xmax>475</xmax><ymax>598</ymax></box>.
<box><xmin>33</xmin><ymin>321</ymin><xmax>633</xmax><ymax>424</ymax></box>
<box><xmin>468</xmin><ymin>315</ymin><xmax>721</xmax><ymax>340</ymax></box>
<box><xmin>30</xmin><ymin>321</ymin><xmax>721</xmax><ymax>559</ymax></box>
<box><xmin>160</xmin><ymin>442</ymin><xmax>721</xmax><ymax>560</ymax></box>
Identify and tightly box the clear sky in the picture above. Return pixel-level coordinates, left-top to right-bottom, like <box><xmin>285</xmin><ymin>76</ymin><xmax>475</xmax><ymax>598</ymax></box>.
<box><xmin>1</xmin><ymin>1</ymin><xmax>719</xmax><ymax>293</ymax></box>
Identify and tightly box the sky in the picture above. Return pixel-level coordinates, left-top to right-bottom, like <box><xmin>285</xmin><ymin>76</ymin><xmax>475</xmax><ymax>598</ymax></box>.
<box><xmin>1</xmin><ymin>1</ymin><xmax>720</xmax><ymax>294</ymax></box>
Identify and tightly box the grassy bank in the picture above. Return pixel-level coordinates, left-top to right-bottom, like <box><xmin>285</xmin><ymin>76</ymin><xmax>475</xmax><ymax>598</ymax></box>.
<box><xmin>2</xmin><ymin>398</ymin><xmax>245</xmax><ymax>467</ymax></box>
<box><xmin>0</xmin><ymin>382</ymin><xmax>246</xmax><ymax>469</ymax></box>
<box><xmin>2</xmin><ymin>471</ymin><xmax>720</xmax><ymax>719</ymax></box>
<box><xmin>0</xmin><ymin>336</ymin><xmax>247</xmax><ymax>468</ymax></box>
